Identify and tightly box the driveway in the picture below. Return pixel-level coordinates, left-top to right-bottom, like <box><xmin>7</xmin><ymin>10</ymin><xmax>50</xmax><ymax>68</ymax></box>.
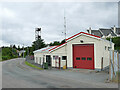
<box><xmin>2</xmin><ymin>58</ymin><xmax>118</xmax><ymax>88</ymax></box>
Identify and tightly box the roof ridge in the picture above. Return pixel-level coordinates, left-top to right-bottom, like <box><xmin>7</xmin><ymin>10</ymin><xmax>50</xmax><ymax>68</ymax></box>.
<box><xmin>99</xmin><ymin>28</ymin><xmax>111</xmax><ymax>30</ymax></box>
<box><xmin>66</xmin><ymin>32</ymin><xmax>100</xmax><ymax>41</ymax></box>
<box><xmin>49</xmin><ymin>43</ymin><xmax>66</xmax><ymax>51</ymax></box>
<box><xmin>49</xmin><ymin>32</ymin><xmax>101</xmax><ymax>52</ymax></box>
<box><xmin>42</xmin><ymin>46</ymin><xmax>54</xmax><ymax>51</ymax></box>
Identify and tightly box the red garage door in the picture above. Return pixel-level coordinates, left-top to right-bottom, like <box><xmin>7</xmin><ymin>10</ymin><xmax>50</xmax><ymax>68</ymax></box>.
<box><xmin>73</xmin><ymin>44</ymin><xmax>94</xmax><ymax>69</ymax></box>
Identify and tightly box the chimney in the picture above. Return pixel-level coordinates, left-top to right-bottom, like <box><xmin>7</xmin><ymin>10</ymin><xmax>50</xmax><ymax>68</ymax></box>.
<box><xmin>89</xmin><ymin>27</ymin><xmax>91</xmax><ymax>34</ymax></box>
<box><xmin>113</xmin><ymin>25</ymin><xmax>116</xmax><ymax>33</ymax></box>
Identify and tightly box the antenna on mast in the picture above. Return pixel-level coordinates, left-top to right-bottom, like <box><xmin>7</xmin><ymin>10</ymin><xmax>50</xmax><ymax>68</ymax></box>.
<box><xmin>64</xmin><ymin>9</ymin><xmax>66</xmax><ymax>44</ymax></box>
<box><xmin>64</xmin><ymin>9</ymin><xmax>67</xmax><ymax>69</ymax></box>
<box><xmin>62</xmin><ymin>9</ymin><xmax>67</xmax><ymax>42</ymax></box>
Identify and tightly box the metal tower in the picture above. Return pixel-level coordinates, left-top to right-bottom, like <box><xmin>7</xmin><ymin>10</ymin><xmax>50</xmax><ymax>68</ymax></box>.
<box><xmin>35</xmin><ymin>28</ymin><xmax>41</xmax><ymax>41</ymax></box>
<box><xmin>35</xmin><ymin>28</ymin><xmax>41</xmax><ymax>50</ymax></box>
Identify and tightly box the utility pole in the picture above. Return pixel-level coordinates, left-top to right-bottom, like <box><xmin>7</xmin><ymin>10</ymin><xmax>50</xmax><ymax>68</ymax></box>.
<box><xmin>23</xmin><ymin>44</ymin><xmax>24</xmax><ymax>58</ymax></box>
<box><xmin>27</xmin><ymin>46</ymin><xmax>29</xmax><ymax>56</ymax></box>
<box><xmin>12</xmin><ymin>44</ymin><xmax>13</xmax><ymax>55</ymax></box>
<box><xmin>109</xmin><ymin>35</ymin><xmax>112</xmax><ymax>81</ymax></box>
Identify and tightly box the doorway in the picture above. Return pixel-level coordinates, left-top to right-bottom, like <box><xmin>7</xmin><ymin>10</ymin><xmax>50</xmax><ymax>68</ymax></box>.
<box><xmin>46</xmin><ymin>55</ymin><xmax>51</xmax><ymax>67</ymax></box>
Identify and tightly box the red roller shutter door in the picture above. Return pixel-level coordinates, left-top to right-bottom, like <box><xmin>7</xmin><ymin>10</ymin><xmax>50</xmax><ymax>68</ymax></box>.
<box><xmin>73</xmin><ymin>44</ymin><xmax>94</xmax><ymax>69</ymax></box>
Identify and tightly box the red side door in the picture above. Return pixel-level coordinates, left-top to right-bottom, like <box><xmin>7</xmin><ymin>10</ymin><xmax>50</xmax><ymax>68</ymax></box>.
<box><xmin>73</xmin><ymin>44</ymin><xmax>94</xmax><ymax>69</ymax></box>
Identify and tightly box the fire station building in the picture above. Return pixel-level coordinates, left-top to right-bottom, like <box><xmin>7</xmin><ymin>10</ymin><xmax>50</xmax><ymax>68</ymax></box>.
<box><xmin>33</xmin><ymin>32</ymin><xmax>114</xmax><ymax>70</ymax></box>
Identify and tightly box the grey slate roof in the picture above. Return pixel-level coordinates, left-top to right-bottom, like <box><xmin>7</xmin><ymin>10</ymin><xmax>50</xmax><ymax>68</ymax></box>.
<box><xmin>111</xmin><ymin>27</ymin><xmax>120</xmax><ymax>35</ymax></box>
<box><xmin>91</xmin><ymin>30</ymin><xmax>103</xmax><ymax>37</ymax></box>
<box><xmin>99</xmin><ymin>28</ymin><xmax>117</xmax><ymax>36</ymax></box>
<box><xmin>116</xmin><ymin>28</ymin><xmax>120</xmax><ymax>35</ymax></box>
<box><xmin>87</xmin><ymin>27</ymin><xmax>120</xmax><ymax>37</ymax></box>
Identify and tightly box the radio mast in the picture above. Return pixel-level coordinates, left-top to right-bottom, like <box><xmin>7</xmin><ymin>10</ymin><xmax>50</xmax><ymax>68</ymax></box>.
<box><xmin>64</xmin><ymin>9</ymin><xmax>67</xmax><ymax>52</ymax></box>
<box><xmin>64</xmin><ymin>9</ymin><xmax>67</xmax><ymax>69</ymax></box>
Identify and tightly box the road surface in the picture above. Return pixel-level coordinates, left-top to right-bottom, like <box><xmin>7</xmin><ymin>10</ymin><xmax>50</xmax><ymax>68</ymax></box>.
<box><xmin>2</xmin><ymin>58</ymin><xmax>118</xmax><ymax>88</ymax></box>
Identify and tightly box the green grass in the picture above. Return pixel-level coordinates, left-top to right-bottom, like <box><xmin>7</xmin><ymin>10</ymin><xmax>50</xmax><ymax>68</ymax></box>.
<box><xmin>25</xmin><ymin>61</ymin><xmax>43</xmax><ymax>70</ymax></box>
<box><xmin>118</xmin><ymin>72</ymin><xmax>120</xmax><ymax>83</ymax></box>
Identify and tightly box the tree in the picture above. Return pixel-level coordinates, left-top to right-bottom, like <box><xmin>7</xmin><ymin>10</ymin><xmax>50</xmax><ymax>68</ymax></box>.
<box><xmin>49</xmin><ymin>39</ymin><xmax>66</xmax><ymax>46</ymax></box>
<box><xmin>2</xmin><ymin>47</ymin><xmax>18</xmax><ymax>60</ymax></box>
<box><xmin>17</xmin><ymin>45</ymin><xmax>21</xmax><ymax>50</ymax></box>
<box><xmin>60</xmin><ymin>39</ymin><xmax>65</xmax><ymax>44</ymax></box>
<box><xmin>13</xmin><ymin>45</ymin><xmax>17</xmax><ymax>49</ymax></box>
<box><xmin>32</xmin><ymin>38</ymin><xmax>46</xmax><ymax>51</ymax></box>
<box><xmin>106</xmin><ymin>37</ymin><xmax>120</xmax><ymax>51</ymax></box>
<box><xmin>49</xmin><ymin>41</ymin><xmax>61</xmax><ymax>46</ymax></box>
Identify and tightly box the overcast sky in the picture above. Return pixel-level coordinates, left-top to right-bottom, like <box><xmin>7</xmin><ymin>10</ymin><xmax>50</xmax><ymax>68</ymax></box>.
<box><xmin>0</xmin><ymin>2</ymin><xmax>118</xmax><ymax>47</ymax></box>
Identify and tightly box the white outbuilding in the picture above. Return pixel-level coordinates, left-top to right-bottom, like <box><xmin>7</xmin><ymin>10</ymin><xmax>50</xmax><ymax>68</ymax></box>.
<box><xmin>33</xmin><ymin>32</ymin><xmax>114</xmax><ymax>70</ymax></box>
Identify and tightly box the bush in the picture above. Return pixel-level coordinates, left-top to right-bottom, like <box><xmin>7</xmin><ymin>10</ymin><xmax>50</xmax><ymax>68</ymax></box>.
<box><xmin>2</xmin><ymin>47</ymin><xmax>18</xmax><ymax>61</ymax></box>
<box><xmin>106</xmin><ymin>37</ymin><xmax>120</xmax><ymax>51</ymax></box>
<box><xmin>2</xmin><ymin>56</ymin><xmax>8</xmax><ymax>60</ymax></box>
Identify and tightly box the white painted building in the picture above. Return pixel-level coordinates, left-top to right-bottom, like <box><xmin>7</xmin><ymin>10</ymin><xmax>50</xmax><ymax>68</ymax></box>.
<box><xmin>33</xmin><ymin>32</ymin><xmax>114</xmax><ymax>70</ymax></box>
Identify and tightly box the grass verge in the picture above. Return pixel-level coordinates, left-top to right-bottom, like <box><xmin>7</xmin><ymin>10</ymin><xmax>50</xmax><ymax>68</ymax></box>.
<box><xmin>25</xmin><ymin>61</ymin><xmax>43</xmax><ymax>70</ymax></box>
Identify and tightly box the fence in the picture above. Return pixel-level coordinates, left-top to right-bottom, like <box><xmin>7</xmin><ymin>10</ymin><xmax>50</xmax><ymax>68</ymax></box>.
<box><xmin>26</xmin><ymin>55</ymin><xmax>34</xmax><ymax>61</ymax></box>
<box><xmin>109</xmin><ymin>50</ymin><xmax>119</xmax><ymax>80</ymax></box>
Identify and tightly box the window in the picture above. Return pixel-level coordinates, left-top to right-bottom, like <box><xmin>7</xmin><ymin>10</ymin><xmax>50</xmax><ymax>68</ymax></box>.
<box><xmin>105</xmin><ymin>46</ymin><xmax>107</xmax><ymax>50</ymax></box>
<box><xmin>62</xmin><ymin>56</ymin><xmax>67</xmax><ymax>60</ymax></box>
<box><xmin>82</xmin><ymin>57</ymin><xmax>86</xmax><ymax>60</ymax></box>
<box><xmin>53</xmin><ymin>56</ymin><xmax>55</xmax><ymax>60</ymax></box>
<box><xmin>108</xmin><ymin>47</ymin><xmax>111</xmax><ymax>51</ymax></box>
<box><xmin>76</xmin><ymin>57</ymin><xmax>80</xmax><ymax>60</ymax></box>
<box><xmin>53</xmin><ymin>56</ymin><xmax>58</xmax><ymax>60</ymax></box>
<box><xmin>87</xmin><ymin>57</ymin><xmax>92</xmax><ymax>60</ymax></box>
<box><xmin>39</xmin><ymin>57</ymin><xmax>41</xmax><ymax>65</ymax></box>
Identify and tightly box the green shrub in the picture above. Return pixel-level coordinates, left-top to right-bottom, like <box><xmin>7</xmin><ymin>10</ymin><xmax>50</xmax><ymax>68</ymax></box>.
<box><xmin>106</xmin><ymin>37</ymin><xmax>120</xmax><ymax>52</ymax></box>
<box><xmin>2</xmin><ymin>47</ymin><xmax>18</xmax><ymax>61</ymax></box>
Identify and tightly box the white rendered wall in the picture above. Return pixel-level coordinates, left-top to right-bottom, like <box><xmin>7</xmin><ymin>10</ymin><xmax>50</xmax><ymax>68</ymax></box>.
<box><xmin>34</xmin><ymin>34</ymin><xmax>114</xmax><ymax>70</ymax></box>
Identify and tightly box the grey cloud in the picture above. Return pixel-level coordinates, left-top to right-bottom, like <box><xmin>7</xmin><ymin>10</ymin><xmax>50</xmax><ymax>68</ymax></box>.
<box><xmin>1</xmin><ymin>2</ymin><xmax>118</xmax><ymax>46</ymax></box>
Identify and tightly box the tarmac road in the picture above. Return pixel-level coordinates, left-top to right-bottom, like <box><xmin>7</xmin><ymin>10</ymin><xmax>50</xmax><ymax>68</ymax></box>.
<box><xmin>2</xmin><ymin>58</ymin><xmax>118</xmax><ymax>88</ymax></box>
